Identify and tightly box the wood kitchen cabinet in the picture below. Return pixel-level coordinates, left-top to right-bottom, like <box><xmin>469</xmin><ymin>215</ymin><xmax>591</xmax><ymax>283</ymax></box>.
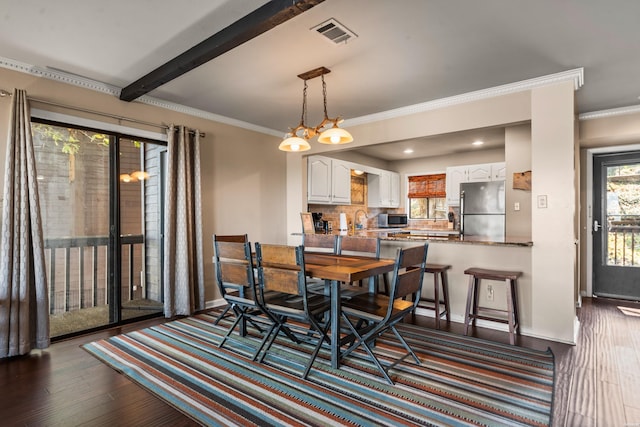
<box><xmin>307</xmin><ymin>155</ymin><xmax>351</xmax><ymax>204</ymax></box>
<box><xmin>446</xmin><ymin>162</ymin><xmax>505</xmax><ymax>206</ymax></box>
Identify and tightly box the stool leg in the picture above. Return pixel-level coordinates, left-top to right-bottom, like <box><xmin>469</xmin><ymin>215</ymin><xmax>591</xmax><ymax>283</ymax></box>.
<box><xmin>441</xmin><ymin>271</ymin><xmax>451</xmax><ymax>323</ymax></box>
<box><xmin>464</xmin><ymin>275</ymin><xmax>475</xmax><ymax>336</ymax></box>
<box><xmin>511</xmin><ymin>278</ymin><xmax>520</xmax><ymax>335</ymax></box>
<box><xmin>433</xmin><ymin>273</ymin><xmax>441</xmax><ymax>329</ymax></box>
<box><xmin>471</xmin><ymin>278</ymin><xmax>480</xmax><ymax>327</ymax></box>
<box><xmin>506</xmin><ymin>278</ymin><xmax>516</xmax><ymax>345</ymax></box>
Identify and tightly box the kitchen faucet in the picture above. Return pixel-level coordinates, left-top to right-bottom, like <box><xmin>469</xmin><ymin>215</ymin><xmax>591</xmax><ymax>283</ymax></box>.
<box><xmin>354</xmin><ymin>209</ymin><xmax>368</xmax><ymax>229</ymax></box>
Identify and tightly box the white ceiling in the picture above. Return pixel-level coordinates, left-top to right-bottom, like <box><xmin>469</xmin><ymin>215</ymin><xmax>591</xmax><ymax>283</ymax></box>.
<box><xmin>2</xmin><ymin>0</ymin><xmax>640</xmax><ymax>160</ymax></box>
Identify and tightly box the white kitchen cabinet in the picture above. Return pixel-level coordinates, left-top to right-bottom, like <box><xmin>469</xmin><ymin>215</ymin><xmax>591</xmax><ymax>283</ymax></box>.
<box><xmin>307</xmin><ymin>155</ymin><xmax>351</xmax><ymax>204</ymax></box>
<box><xmin>331</xmin><ymin>159</ymin><xmax>352</xmax><ymax>204</ymax></box>
<box><xmin>446</xmin><ymin>162</ymin><xmax>505</xmax><ymax>206</ymax></box>
<box><xmin>389</xmin><ymin>171</ymin><xmax>400</xmax><ymax>207</ymax></box>
<box><xmin>445</xmin><ymin>166</ymin><xmax>467</xmax><ymax>206</ymax></box>
<box><xmin>368</xmin><ymin>170</ymin><xmax>400</xmax><ymax>208</ymax></box>
<box><xmin>491</xmin><ymin>162</ymin><xmax>507</xmax><ymax>180</ymax></box>
<box><xmin>467</xmin><ymin>163</ymin><xmax>492</xmax><ymax>182</ymax></box>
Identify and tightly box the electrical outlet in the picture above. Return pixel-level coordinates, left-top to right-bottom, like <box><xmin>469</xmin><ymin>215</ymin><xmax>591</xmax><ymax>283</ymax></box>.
<box><xmin>487</xmin><ymin>284</ymin><xmax>494</xmax><ymax>301</ymax></box>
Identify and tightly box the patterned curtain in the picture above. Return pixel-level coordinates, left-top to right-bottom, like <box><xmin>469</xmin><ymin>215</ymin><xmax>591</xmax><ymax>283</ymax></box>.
<box><xmin>163</xmin><ymin>125</ymin><xmax>204</xmax><ymax>317</ymax></box>
<box><xmin>0</xmin><ymin>89</ymin><xmax>49</xmax><ymax>358</ymax></box>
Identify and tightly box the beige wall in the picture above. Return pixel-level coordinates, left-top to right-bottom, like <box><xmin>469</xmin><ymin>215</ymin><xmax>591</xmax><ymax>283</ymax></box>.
<box><xmin>0</xmin><ymin>67</ymin><xmax>285</xmax><ymax>302</ymax></box>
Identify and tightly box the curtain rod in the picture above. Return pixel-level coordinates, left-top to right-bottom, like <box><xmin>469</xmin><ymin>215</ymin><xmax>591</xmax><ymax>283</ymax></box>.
<box><xmin>0</xmin><ymin>89</ymin><xmax>205</xmax><ymax>137</ymax></box>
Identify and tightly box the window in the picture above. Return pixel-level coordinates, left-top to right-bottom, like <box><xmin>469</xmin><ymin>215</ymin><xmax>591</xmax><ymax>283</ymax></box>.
<box><xmin>408</xmin><ymin>174</ymin><xmax>447</xmax><ymax>219</ymax></box>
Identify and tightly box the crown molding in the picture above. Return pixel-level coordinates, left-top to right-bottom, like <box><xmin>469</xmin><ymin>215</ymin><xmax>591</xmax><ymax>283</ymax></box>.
<box><xmin>344</xmin><ymin>68</ymin><xmax>585</xmax><ymax>127</ymax></box>
<box><xmin>4</xmin><ymin>57</ymin><xmax>634</xmax><ymax>131</ymax></box>
<box><xmin>579</xmin><ymin>104</ymin><xmax>640</xmax><ymax>121</ymax></box>
<box><xmin>0</xmin><ymin>56</ymin><xmax>282</xmax><ymax>137</ymax></box>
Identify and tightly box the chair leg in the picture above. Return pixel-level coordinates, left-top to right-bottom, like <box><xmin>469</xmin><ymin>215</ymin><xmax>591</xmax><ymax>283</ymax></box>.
<box><xmin>257</xmin><ymin>322</ymin><xmax>283</xmax><ymax>363</ymax></box>
<box><xmin>302</xmin><ymin>319</ymin><xmax>331</xmax><ymax>379</ymax></box>
<box><xmin>252</xmin><ymin>321</ymin><xmax>279</xmax><ymax>361</ymax></box>
<box><xmin>213</xmin><ymin>304</ymin><xmax>232</xmax><ymax>325</ymax></box>
<box><xmin>340</xmin><ymin>314</ymin><xmax>394</xmax><ymax>385</ymax></box>
<box><xmin>390</xmin><ymin>326</ymin><xmax>420</xmax><ymax>365</ymax></box>
<box><xmin>218</xmin><ymin>306</ymin><xmax>243</xmax><ymax>348</ymax></box>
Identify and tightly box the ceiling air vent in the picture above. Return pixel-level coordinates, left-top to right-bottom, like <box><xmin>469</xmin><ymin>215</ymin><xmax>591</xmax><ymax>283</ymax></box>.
<box><xmin>312</xmin><ymin>18</ymin><xmax>357</xmax><ymax>45</ymax></box>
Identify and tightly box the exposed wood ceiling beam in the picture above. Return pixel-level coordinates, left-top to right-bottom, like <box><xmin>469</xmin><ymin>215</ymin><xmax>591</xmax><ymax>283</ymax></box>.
<box><xmin>119</xmin><ymin>0</ymin><xmax>325</xmax><ymax>102</ymax></box>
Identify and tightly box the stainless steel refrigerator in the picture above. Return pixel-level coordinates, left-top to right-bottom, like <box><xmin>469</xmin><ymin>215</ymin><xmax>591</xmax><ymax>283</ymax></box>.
<box><xmin>460</xmin><ymin>181</ymin><xmax>505</xmax><ymax>241</ymax></box>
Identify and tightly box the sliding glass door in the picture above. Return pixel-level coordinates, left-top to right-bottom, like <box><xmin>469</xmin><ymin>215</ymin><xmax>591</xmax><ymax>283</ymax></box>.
<box><xmin>32</xmin><ymin>120</ymin><xmax>165</xmax><ymax>338</ymax></box>
<box><xmin>118</xmin><ymin>138</ymin><xmax>165</xmax><ymax>322</ymax></box>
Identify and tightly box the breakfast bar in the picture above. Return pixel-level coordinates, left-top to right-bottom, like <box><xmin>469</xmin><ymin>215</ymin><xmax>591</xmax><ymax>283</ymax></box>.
<box><xmin>380</xmin><ymin>232</ymin><xmax>533</xmax><ymax>339</ymax></box>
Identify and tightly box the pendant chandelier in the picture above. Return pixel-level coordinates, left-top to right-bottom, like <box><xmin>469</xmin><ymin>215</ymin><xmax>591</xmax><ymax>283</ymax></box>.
<box><xmin>279</xmin><ymin>66</ymin><xmax>353</xmax><ymax>152</ymax></box>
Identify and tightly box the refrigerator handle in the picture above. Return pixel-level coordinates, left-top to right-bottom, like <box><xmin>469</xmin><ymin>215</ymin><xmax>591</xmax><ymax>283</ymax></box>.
<box><xmin>460</xmin><ymin>190</ymin><xmax>465</xmax><ymax>236</ymax></box>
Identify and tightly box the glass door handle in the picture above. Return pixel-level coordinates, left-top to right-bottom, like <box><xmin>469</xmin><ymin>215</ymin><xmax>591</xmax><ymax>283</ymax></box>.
<box><xmin>593</xmin><ymin>220</ymin><xmax>602</xmax><ymax>232</ymax></box>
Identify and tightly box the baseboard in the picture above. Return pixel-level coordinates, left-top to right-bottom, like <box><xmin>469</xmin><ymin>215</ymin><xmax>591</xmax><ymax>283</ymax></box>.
<box><xmin>206</xmin><ymin>298</ymin><xmax>226</xmax><ymax>309</ymax></box>
<box><xmin>414</xmin><ymin>307</ymin><xmax>578</xmax><ymax>345</ymax></box>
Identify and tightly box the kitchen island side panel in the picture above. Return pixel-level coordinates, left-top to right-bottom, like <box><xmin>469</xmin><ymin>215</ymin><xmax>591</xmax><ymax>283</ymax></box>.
<box><xmin>379</xmin><ymin>240</ymin><xmax>568</xmax><ymax>342</ymax></box>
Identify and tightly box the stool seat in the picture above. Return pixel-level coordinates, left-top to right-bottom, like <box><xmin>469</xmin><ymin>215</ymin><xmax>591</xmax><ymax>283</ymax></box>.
<box><xmin>463</xmin><ymin>267</ymin><xmax>522</xmax><ymax>345</ymax></box>
<box><xmin>463</xmin><ymin>267</ymin><xmax>522</xmax><ymax>281</ymax></box>
<box><xmin>414</xmin><ymin>263</ymin><xmax>451</xmax><ymax>329</ymax></box>
<box><xmin>426</xmin><ymin>263</ymin><xmax>452</xmax><ymax>274</ymax></box>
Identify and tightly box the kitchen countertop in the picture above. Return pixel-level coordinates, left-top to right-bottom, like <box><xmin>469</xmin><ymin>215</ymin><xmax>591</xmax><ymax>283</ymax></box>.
<box><xmin>296</xmin><ymin>229</ymin><xmax>533</xmax><ymax>247</ymax></box>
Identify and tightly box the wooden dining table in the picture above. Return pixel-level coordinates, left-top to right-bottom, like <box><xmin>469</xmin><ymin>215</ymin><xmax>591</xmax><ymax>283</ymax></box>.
<box><xmin>303</xmin><ymin>252</ymin><xmax>397</xmax><ymax>369</ymax></box>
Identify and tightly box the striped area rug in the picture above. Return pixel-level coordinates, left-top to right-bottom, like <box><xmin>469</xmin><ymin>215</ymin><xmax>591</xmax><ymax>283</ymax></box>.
<box><xmin>83</xmin><ymin>311</ymin><xmax>554</xmax><ymax>426</ymax></box>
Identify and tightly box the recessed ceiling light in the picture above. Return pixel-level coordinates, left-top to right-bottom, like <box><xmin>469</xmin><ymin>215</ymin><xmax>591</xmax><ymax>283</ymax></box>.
<box><xmin>404</xmin><ymin>148</ymin><xmax>414</xmax><ymax>154</ymax></box>
<box><xmin>472</xmin><ymin>140</ymin><xmax>484</xmax><ymax>146</ymax></box>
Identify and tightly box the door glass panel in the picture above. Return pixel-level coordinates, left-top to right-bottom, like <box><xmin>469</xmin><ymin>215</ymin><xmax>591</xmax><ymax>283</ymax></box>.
<box><xmin>33</xmin><ymin>123</ymin><xmax>111</xmax><ymax>337</ymax></box>
<box><xmin>119</xmin><ymin>139</ymin><xmax>163</xmax><ymax>321</ymax></box>
<box><xmin>606</xmin><ymin>163</ymin><xmax>640</xmax><ymax>266</ymax></box>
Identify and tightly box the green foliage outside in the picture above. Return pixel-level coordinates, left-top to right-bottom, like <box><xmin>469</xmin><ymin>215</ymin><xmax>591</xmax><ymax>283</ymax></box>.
<box><xmin>31</xmin><ymin>123</ymin><xmax>141</xmax><ymax>154</ymax></box>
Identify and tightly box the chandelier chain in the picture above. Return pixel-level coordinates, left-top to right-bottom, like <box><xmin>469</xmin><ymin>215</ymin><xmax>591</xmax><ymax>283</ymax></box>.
<box><xmin>322</xmin><ymin>74</ymin><xmax>329</xmax><ymax>118</ymax></box>
<box><xmin>301</xmin><ymin>80</ymin><xmax>308</xmax><ymax>127</ymax></box>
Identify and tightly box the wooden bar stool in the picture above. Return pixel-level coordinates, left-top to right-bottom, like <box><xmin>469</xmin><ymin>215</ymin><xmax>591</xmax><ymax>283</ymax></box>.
<box><xmin>414</xmin><ymin>264</ymin><xmax>451</xmax><ymax>329</ymax></box>
<box><xmin>463</xmin><ymin>267</ymin><xmax>522</xmax><ymax>345</ymax></box>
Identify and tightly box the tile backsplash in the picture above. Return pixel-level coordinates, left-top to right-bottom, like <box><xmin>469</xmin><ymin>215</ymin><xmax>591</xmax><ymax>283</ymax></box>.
<box><xmin>307</xmin><ymin>205</ymin><xmax>459</xmax><ymax>230</ymax></box>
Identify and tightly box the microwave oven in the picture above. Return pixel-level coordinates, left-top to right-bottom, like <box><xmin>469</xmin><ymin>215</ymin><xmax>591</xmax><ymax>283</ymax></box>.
<box><xmin>378</xmin><ymin>213</ymin><xmax>408</xmax><ymax>228</ymax></box>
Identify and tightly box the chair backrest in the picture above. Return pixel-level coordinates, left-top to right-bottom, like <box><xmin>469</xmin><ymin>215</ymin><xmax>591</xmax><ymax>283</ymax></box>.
<box><xmin>302</xmin><ymin>233</ymin><xmax>338</xmax><ymax>253</ymax></box>
<box><xmin>214</xmin><ymin>234</ymin><xmax>248</xmax><ymax>243</ymax></box>
<box><xmin>338</xmin><ymin>235</ymin><xmax>380</xmax><ymax>258</ymax></box>
<box><xmin>213</xmin><ymin>235</ymin><xmax>253</xmax><ymax>297</ymax></box>
<box><xmin>389</xmin><ymin>243</ymin><xmax>429</xmax><ymax>303</ymax></box>
<box><xmin>255</xmin><ymin>243</ymin><xmax>305</xmax><ymax>296</ymax></box>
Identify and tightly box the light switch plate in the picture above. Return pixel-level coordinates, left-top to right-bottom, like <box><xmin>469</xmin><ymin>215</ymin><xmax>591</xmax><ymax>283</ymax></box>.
<box><xmin>514</xmin><ymin>202</ymin><xmax>520</xmax><ymax>211</ymax></box>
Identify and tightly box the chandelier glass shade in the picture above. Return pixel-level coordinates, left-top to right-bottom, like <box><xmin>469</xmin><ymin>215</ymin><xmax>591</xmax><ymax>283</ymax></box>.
<box><xmin>279</xmin><ymin>67</ymin><xmax>353</xmax><ymax>152</ymax></box>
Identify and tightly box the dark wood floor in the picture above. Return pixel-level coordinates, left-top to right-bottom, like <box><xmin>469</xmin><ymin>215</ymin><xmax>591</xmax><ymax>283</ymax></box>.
<box><xmin>1</xmin><ymin>297</ymin><xmax>638</xmax><ymax>426</ymax></box>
